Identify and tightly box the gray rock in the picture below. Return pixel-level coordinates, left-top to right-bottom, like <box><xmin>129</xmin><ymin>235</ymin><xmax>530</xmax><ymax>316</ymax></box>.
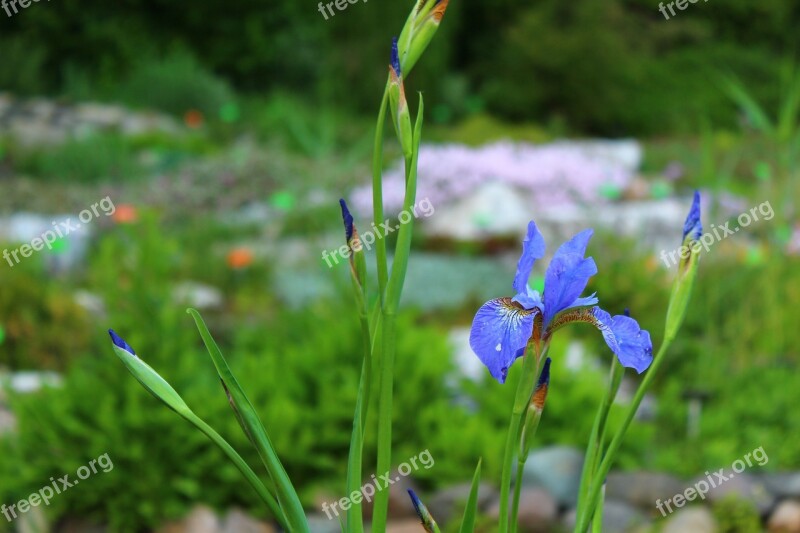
<box><xmin>562</xmin><ymin>500</ymin><xmax>647</xmax><ymax>533</ymax></box>
<box><xmin>16</xmin><ymin>504</ymin><xmax>49</xmax><ymax>533</ymax></box>
<box><xmin>361</xmin><ymin>469</ymin><xmax>419</xmax><ymax>520</ymax></box>
<box><xmin>423</xmin><ymin>181</ymin><xmax>533</xmax><ymax>240</ymax></box>
<box><xmin>3</xmin><ymin>371</ymin><xmax>62</xmax><ymax>393</ymax></box>
<box><xmin>522</xmin><ymin>446</ymin><xmax>584</xmax><ymax>507</ymax></box>
<box><xmin>698</xmin><ymin>472</ymin><xmax>774</xmax><ymax>514</ymax></box>
<box><xmin>428</xmin><ymin>482</ymin><xmax>498</xmax><ymax>525</ymax></box>
<box><xmin>385</xmin><ymin>520</ymin><xmax>428</xmax><ymax>533</ymax></box>
<box><xmin>606</xmin><ymin>471</ymin><xmax>684</xmax><ymax>510</ymax></box>
<box><xmin>220</xmin><ymin>508</ymin><xmax>275</xmax><ymax>533</ymax></box>
<box><xmin>661</xmin><ymin>506</ymin><xmax>718</xmax><ymax>533</ymax></box>
<box><xmin>763</xmin><ymin>473</ymin><xmax>800</xmax><ymax>499</ymax></box>
<box><xmin>768</xmin><ymin>499</ymin><xmax>800</xmax><ymax>532</ymax></box>
<box><xmin>172</xmin><ymin>282</ymin><xmax>224</xmax><ymax>309</ymax></box>
<box><xmin>306</xmin><ymin>513</ymin><xmax>340</xmax><ymax>533</ymax></box>
<box><xmin>155</xmin><ymin>505</ymin><xmax>220</xmax><ymax>533</ymax></box>
<box><xmin>487</xmin><ymin>487</ymin><xmax>557</xmax><ymax>533</ymax></box>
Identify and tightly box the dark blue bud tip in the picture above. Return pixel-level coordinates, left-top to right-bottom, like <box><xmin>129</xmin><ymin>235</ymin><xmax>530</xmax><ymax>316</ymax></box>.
<box><xmin>407</xmin><ymin>488</ymin><xmax>422</xmax><ymax>511</ymax></box>
<box><xmin>108</xmin><ymin>329</ymin><xmax>136</xmax><ymax>356</ymax></box>
<box><xmin>390</xmin><ymin>37</ymin><xmax>401</xmax><ymax>76</ymax></box>
<box><xmin>339</xmin><ymin>199</ymin><xmax>354</xmax><ymax>242</ymax></box>
<box><xmin>537</xmin><ymin>357</ymin><xmax>552</xmax><ymax>387</ymax></box>
<box><xmin>683</xmin><ymin>190</ymin><xmax>702</xmax><ymax>241</ymax></box>
<box><xmin>623</xmin><ymin>308</ymin><xmax>630</xmax><ymax>317</ymax></box>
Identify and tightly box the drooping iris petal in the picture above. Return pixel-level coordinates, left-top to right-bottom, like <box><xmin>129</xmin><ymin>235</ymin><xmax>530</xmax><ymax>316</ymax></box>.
<box><xmin>544</xmin><ymin>307</ymin><xmax>653</xmax><ymax>373</ymax></box>
<box><xmin>543</xmin><ymin>229</ymin><xmax>597</xmax><ymax>325</ymax></box>
<box><xmin>512</xmin><ymin>221</ymin><xmax>547</xmax><ymax>296</ymax></box>
<box><xmin>591</xmin><ymin>308</ymin><xmax>653</xmax><ymax>373</ymax></box>
<box><xmin>469</xmin><ymin>297</ymin><xmax>538</xmax><ymax>383</ymax></box>
<box><xmin>682</xmin><ymin>190</ymin><xmax>702</xmax><ymax>242</ymax></box>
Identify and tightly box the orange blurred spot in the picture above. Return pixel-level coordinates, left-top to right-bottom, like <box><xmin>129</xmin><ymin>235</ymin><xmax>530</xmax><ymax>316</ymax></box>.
<box><xmin>227</xmin><ymin>247</ymin><xmax>254</xmax><ymax>269</ymax></box>
<box><xmin>113</xmin><ymin>204</ymin><xmax>139</xmax><ymax>224</ymax></box>
<box><xmin>184</xmin><ymin>109</ymin><xmax>204</xmax><ymax>129</ymax></box>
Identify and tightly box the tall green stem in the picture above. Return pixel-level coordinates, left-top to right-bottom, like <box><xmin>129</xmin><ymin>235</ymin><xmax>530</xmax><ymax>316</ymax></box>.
<box><xmin>372</xmin><ymin>84</ymin><xmax>391</xmax><ymax>299</ymax></box>
<box><xmin>499</xmin><ymin>348</ymin><xmax>542</xmax><ymax>533</ymax></box>
<box><xmin>575</xmin><ymin>359</ymin><xmax>624</xmax><ymax>529</ymax></box>
<box><xmin>574</xmin><ymin>340</ymin><xmax>673</xmax><ymax>533</ymax></box>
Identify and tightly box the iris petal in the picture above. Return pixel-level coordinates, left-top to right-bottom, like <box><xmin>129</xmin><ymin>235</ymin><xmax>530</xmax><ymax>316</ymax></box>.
<box><xmin>469</xmin><ymin>297</ymin><xmax>538</xmax><ymax>383</ymax></box>
<box><xmin>543</xmin><ymin>229</ymin><xmax>597</xmax><ymax>325</ymax></box>
<box><xmin>512</xmin><ymin>221</ymin><xmax>547</xmax><ymax>296</ymax></box>
<box><xmin>544</xmin><ymin>307</ymin><xmax>653</xmax><ymax>373</ymax></box>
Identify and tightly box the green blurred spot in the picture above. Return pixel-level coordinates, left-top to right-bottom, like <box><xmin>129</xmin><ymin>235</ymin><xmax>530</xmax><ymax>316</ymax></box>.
<box><xmin>775</xmin><ymin>225</ymin><xmax>792</xmax><ymax>244</ymax></box>
<box><xmin>745</xmin><ymin>246</ymin><xmax>764</xmax><ymax>265</ymax></box>
<box><xmin>599</xmin><ymin>183</ymin><xmax>622</xmax><ymax>201</ymax></box>
<box><xmin>220</xmin><ymin>102</ymin><xmax>240</xmax><ymax>123</ymax></box>
<box><xmin>530</xmin><ymin>275</ymin><xmax>545</xmax><ymax>293</ymax></box>
<box><xmin>473</xmin><ymin>213</ymin><xmax>491</xmax><ymax>229</ymax></box>
<box><xmin>270</xmin><ymin>191</ymin><xmax>296</xmax><ymax>211</ymax></box>
<box><xmin>754</xmin><ymin>161</ymin><xmax>771</xmax><ymax>182</ymax></box>
<box><xmin>49</xmin><ymin>237</ymin><xmax>69</xmax><ymax>254</ymax></box>
<box><xmin>0</xmin><ymin>324</ymin><xmax>5</xmax><ymax>345</ymax></box>
<box><xmin>650</xmin><ymin>181</ymin><xmax>672</xmax><ymax>199</ymax></box>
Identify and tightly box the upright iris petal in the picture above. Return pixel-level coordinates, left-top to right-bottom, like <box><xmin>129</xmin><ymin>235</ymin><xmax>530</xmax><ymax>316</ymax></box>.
<box><xmin>469</xmin><ymin>298</ymin><xmax>539</xmax><ymax>383</ymax></box>
<box><xmin>542</xmin><ymin>229</ymin><xmax>598</xmax><ymax>326</ymax></box>
<box><xmin>512</xmin><ymin>221</ymin><xmax>546</xmax><ymax>297</ymax></box>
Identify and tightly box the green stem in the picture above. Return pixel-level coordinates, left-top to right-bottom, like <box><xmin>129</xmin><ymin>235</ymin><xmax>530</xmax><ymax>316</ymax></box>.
<box><xmin>510</xmin><ymin>460</ymin><xmax>526</xmax><ymax>533</ymax></box>
<box><xmin>575</xmin><ymin>359</ymin><xmax>624</xmax><ymax>528</ymax></box>
<box><xmin>185</xmin><ymin>413</ymin><xmax>288</xmax><ymax>530</ymax></box>
<box><xmin>345</xmin><ymin>313</ymin><xmax>372</xmax><ymax>533</ymax></box>
<box><xmin>372</xmin><ymin>310</ymin><xmax>397</xmax><ymax>533</ymax></box>
<box><xmin>574</xmin><ymin>340</ymin><xmax>672</xmax><ymax>533</ymax></box>
<box><xmin>372</xmin><ymin>84</ymin><xmax>391</xmax><ymax>300</ymax></box>
<box><xmin>499</xmin><ymin>349</ymin><xmax>542</xmax><ymax>533</ymax></box>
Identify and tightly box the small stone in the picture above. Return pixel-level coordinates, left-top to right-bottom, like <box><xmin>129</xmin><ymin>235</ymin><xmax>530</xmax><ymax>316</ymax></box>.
<box><xmin>155</xmin><ymin>505</ymin><xmax>220</xmax><ymax>533</ymax></box>
<box><xmin>699</xmin><ymin>472</ymin><xmax>774</xmax><ymax>514</ymax></box>
<box><xmin>220</xmin><ymin>508</ymin><xmax>275</xmax><ymax>533</ymax></box>
<box><xmin>361</xmin><ymin>469</ymin><xmax>419</xmax><ymax>520</ymax></box>
<box><xmin>17</xmin><ymin>506</ymin><xmax>50</xmax><ymax>533</ymax></box>
<box><xmin>487</xmin><ymin>487</ymin><xmax>557</xmax><ymax>533</ymax></box>
<box><xmin>661</xmin><ymin>506</ymin><xmax>718</xmax><ymax>533</ymax></box>
<box><xmin>428</xmin><ymin>482</ymin><xmax>498</xmax><ymax>526</ymax></box>
<box><xmin>522</xmin><ymin>446</ymin><xmax>584</xmax><ymax>507</ymax></box>
<box><xmin>769</xmin><ymin>499</ymin><xmax>800</xmax><ymax>532</ymax></box>
<box><xmin>562</xmin><ymin>500</ymin><xmax>647</xmax><ymax>533</ymax></box>
<box><xmin>386</xmin><ymin>519</ymin><xmax>427</xmax><ymax>533</ymax></box>
<box><xmin>605</xmin><ymin>471</ymin><xmax>684</xmax><ymax>510</ymax></box>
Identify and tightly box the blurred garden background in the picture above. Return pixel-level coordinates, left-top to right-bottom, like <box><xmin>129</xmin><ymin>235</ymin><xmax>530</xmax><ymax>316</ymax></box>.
<box><xmin>0</xmin><ymin>0</ymin><xmax>799</xmax><ymax>531</ymax></box>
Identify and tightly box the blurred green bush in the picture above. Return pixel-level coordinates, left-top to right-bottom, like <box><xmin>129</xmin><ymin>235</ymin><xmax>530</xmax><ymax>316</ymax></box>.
<box><xmin>0</xmin><ymin>0</ymin><xmax>796</xmax><ymax>134</ymax></box>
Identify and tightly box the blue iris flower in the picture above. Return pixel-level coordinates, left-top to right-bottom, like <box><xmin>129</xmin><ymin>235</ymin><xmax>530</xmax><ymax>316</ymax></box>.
<box><xmin>469</xmin><ymin>221</ymin><xmax>653</xmax><ymax>383</ymax></box>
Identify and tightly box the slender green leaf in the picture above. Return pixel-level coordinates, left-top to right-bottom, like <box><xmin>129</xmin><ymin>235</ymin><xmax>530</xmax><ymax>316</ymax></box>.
<box><xmin>458</xmin><ymin>459</ymin><xmax>482</xmax><ymax>533</ymax></box>
<box><xmin>188</xmin><ymin>308</ymin><xmax>309</xmax><ymax>533</ymax></box>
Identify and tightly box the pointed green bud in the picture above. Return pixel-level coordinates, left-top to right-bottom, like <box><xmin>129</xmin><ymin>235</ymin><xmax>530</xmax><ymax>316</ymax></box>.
<box><xmin>389</xmin><ymin>38</ymin><xmax>414</xmax><ymax>159</ymax></box>
<box><xmin>108</xmin><ymin>330</ymin><xmax>192</xmax><ymax>416</ymax></box>
<box><xmin>408</xmin><ymin>489</ymin><xmax>441</xmax><ymax>533</ymax></box>
<box><xmin>665</xmin><ymin>191</ymin><xmax>702</xmax><ymax>341</ymax></box>
<box><xmin>403</xmin><ymin>0</ymin><xmax>449</xmax><ymax>74</ymax></box>
<box><xmin>519</xmin><ymin>357</ymin><xmax>550</xmax><ymax>458</ymax></box>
